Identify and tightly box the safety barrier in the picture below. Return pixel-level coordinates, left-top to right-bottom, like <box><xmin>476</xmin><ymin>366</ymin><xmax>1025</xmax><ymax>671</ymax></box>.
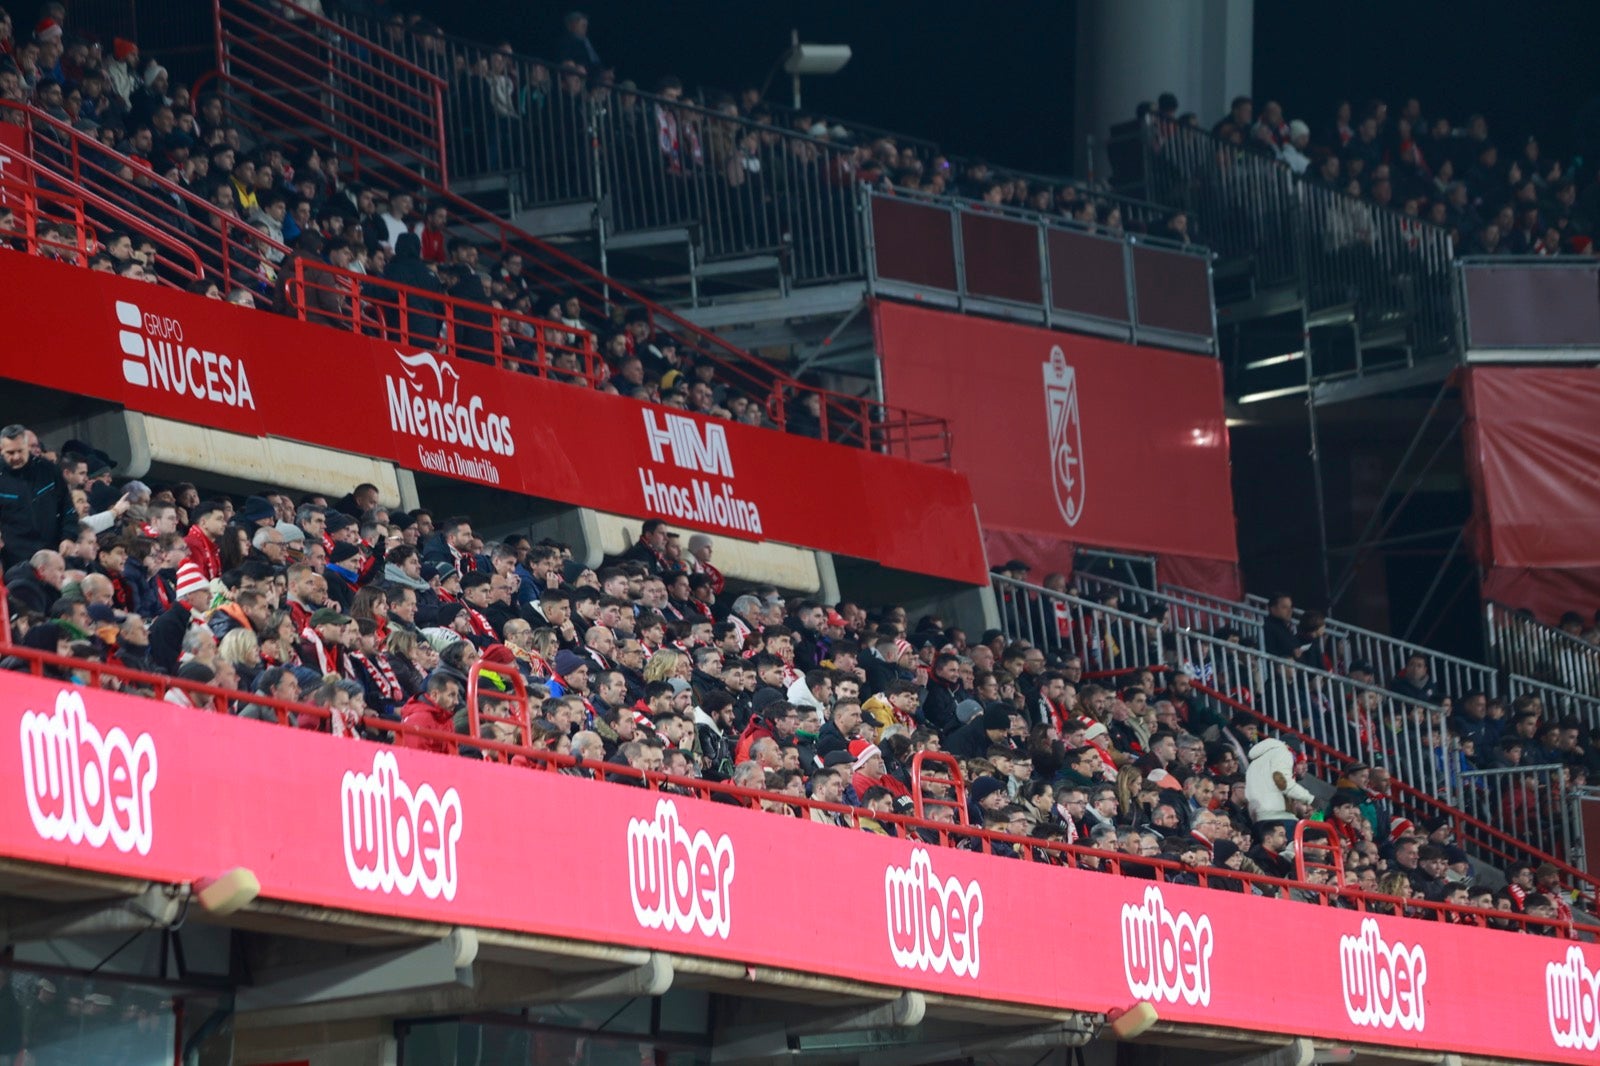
<box><xmin>281</xmin><ymin>256</ymin><xmax>604</xmax><ymax>381</ymax></box>
<box><xmin>1507</xmin><ymin>674</ymin><xmax>1600</xmax><ymax>732</ymax></box>
<box><xmin>863</xmin><ymin>186</ymin><xmax>1216</xmax><ymax>351</ymax></box>
<box><xmin>1139</xmin><ymin>118</ymin><xmax>1455</xmax><ymax>357</ymax></box>
<box><xmin>1457</xmin><ymin>257</ymin><xmax>1600</xmax><ymax>359</ymax></box>
<box><xmin>1487</xmin><ymin>601</ymin><xmax>1600</xmax><ymax>699</ymax></box>
<box><xmin>215</xmin><ymin>0</ymin><xmax>448</xmax><ymax>186</ymax></box>
<box><xmin>1083</xmin><ymin>573</ymin><xmax>1500</xmax><ymax>701</ymax></box>
<box><xmin>990</xmin><ymin>573</ymin><xmax>1600</xmax><ymax>896</ymax></box>
<box><xmin>1459</xmin><ymin>765</ymin><xmax>1580</xmax><ymax>870</ymax></box>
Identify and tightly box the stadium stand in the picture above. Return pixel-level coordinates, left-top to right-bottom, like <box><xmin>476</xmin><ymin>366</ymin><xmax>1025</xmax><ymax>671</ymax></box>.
<box><xmin>0</xmin><ymin>0</ymin><xmax>1593</xmax><ymax>912</ymax></box>
<box><xmin>4</xmin><ymin>4</ymin><xmax>1600</xmax><ymax>1063</ymax></box>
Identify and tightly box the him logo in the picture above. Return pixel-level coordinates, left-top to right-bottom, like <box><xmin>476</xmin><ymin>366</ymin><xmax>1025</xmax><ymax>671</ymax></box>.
<box><xmin>1547</xmin><ymin>945</ymin><xmax>1600</xmax><ymax>1051</ymax></box>
<box><xmin>116</xmin><ymin>300</ymin><xmax>255</xmax><ymax>408</ymax></box>
<box><xmin>20</xmin><ymin>689</ymin><xmax>157</xmax><ymax>855</ymax></box>
<box><xmin>1121</xmin><ymin>886</ymin><xmax>1213</xmax><ymax>1006</ymax></box>
<box><xmin>626</xmin><ymin>799</ymin><xmax>735</xmax><ymax>939</ymax></box>
<box><xmin>342</xmin><ymin>750</ymin><xmax>463</xmax><ymax>901</ymax></box>
<box><xmin>643</xmin><ymin>410</ymin><xmax>733</xmax><ymax>476</ymax></box>
<box><xmin>384</xmin><ymin>348</ymin><xmax>515</xmax><ymax>458</ymax></box>
<box><xmin>637</xmin><ymin>410</ymin><xmax>763</xmax><ymax>533</ymax></box>
<box><xmin>1339</xmin><ymin>918</ymin><xmax>1428</xmax><ymax>1032</ymax></box>
<box><xmin>1043</xmin><ymin>345</ymin><xmax>1084</xmax><ymax>527</ymax></box>
<box><xmin>884</xmin><ymin>848</ymin><xmax>984</xmax><ymax>978</ymax></box>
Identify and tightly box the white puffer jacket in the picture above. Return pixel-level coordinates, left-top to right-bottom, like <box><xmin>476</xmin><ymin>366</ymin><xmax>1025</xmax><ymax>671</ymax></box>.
<box><xmin>1245</xmin><ymin>737</ymin><xmax>1314</xmax><ymax>823</ymax></box>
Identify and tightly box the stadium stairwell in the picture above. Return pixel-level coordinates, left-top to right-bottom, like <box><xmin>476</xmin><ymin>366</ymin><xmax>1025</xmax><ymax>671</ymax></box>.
<box><xmin>205</xmin><ymin>0</ymin><xmax>949</xmax><ymax>460</ymax></box>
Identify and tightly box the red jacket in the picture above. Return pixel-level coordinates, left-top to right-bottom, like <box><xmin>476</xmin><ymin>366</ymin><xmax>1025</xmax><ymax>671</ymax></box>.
<box><xmin>398</xmin><ymin>695</ymin><xmax>456</xmax><ymax>753</ymax></box>
<box><xmin>184</xmin><ymin>527</ymin><xmax>222</xmax><ymax>580</ymax></box>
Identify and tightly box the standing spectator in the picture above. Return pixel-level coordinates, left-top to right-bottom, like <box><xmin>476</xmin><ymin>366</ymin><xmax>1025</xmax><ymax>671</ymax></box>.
<box><xmin>0</xmin><ymin>424</ymin><xmax>77</xmax><ymax>568</ymax></box>
<box><xmin>556</xmin><ymin>10</ymin><xmax>600</xmax><ymax>70</ymax></box>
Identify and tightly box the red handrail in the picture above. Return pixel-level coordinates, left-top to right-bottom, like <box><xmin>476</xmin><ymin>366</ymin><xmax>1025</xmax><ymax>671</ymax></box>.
<box><xmin>1294</xmin><ymin>820</ymin><xmax>1347</xmax><ymax>895</ymax></box>
<box><xmin>280</xmin><ymin>256</ymin><xmax>606</xmax><ymax>384</ymax></box>
<box><xmin>910</xmin><ymin>750</ymin><xmax>968</xmax><ymax>825</ymax></box>
<box><xmin>466</xmin><ymin>661</ymin><xmax>532</xmax><ymax>756</ymax></box>
<box><xmin>6</xmin><ymin>101</ymin><xmax>286</xmax><ymax>289</ymax></box>
<box><xmin>0</xmin><ymin>173</ymin><xmax>89</xmax><ymax>263</ymax></box>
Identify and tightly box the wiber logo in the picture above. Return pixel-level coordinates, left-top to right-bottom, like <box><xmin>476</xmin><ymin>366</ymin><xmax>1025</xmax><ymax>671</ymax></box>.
<box><xmin>638</xmin><ymin>409</ymin><xmax>763</xmax><ymax>534</ymax></box>
<box><xmin>384</xmin><ymin>348</ymin><xmax>514</xmax><ymax>483</ymax></box>
<box><xmin>626</xmin><ymin>798</ymin><xmax>735</xmax><ymax>939</ymax></box>
<box><xmin>1121</xmin><ymin>886</ymin><xmax>1214</xmax><ymax>1006</ymax></box>
<box><xmin>117</xmin><ymin>300</ymin><xmax>256</xmax><ymax>408</ymax></box>
<box><xmin>1547</xmin><ymin>945</ymin><xmax>1600</xmax><ymax>1051</ymax></box>
<box><xmin>20</xmin><ymin>689</ymin><xmax>157</xmax><ymax>855</ymax></box>
<box><xmin>342</xmin><ymin>750</ymin><xmax>463</xmax><ymax>901</ymax></box>
<box><xmin>1339</xmin><ymin>918</ymin><xmax>1428</xmax><ymax>1032</ymax></box>
<box><xmin>885</xmin><ymin>848</ymin><xmax>984</xmax><ymax>978</ymax></box>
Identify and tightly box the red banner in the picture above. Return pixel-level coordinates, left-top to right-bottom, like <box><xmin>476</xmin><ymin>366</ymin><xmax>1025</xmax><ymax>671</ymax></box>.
<box><xmin>872</xmin><ymin>301</ymin><xmax>1238</xmax><ymax>564</ymax></box>
<box><xmin>3</xmin><ymin>673</ymin><xmax>1597</xmax><ymax>1062</ymax></box>
<box><xmin>1465</xmin><ymin>367</ymin><xmax>1600</xmax><ymax>570</ymax></box>
<box><xmin>0</xmin><ymin>251</ymin><xmax>986</xmax><ymax>585</ymax></box>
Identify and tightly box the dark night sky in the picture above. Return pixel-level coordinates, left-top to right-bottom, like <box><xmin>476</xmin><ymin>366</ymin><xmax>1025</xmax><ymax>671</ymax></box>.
<box><xmin>415</xmin><ymin>0</ymin><xmax>1600</xmax><ymax>178</ymax></box>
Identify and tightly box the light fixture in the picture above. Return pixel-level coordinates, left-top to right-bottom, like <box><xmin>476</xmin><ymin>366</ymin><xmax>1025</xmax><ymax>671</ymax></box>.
<box><xmin>761</xmin><ymin>31</ymin><xmax>853</xmax><ymax>110</ymax></box>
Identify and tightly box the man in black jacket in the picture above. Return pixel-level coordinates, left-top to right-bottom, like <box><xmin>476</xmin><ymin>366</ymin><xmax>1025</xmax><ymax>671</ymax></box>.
<box><xmin>376</xmin><ymin>232</ymin><xmax>445</xmax><ymax>347</ymax></box>
<box><xmin>0</xmin><ymin>425</ymin><xmax>78</xmax><ymax>569</ymax></box>
<box><xmin>1261</xmin><ymin>592</ymin><xmax>1304</xmax><ymax>661</ymax></box>
<box><xmin>920</xmin><ymin>653</ymin><xmax>963</xmax><ymax>735</ymax></box>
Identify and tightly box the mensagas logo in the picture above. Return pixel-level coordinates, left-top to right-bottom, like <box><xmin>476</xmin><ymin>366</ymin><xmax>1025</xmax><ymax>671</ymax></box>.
<box><xmin>1121</xmin><ymin>885</ymin><xmax>1213</xmax><ymax>1005</ymax></box>
<box><xmin>1547</xmin><ymin>945</ymin><xmax>1600</xmax><ymax>1051</ymax></box>
<box><xmin>1043</xmin><ymin>345</ymin><xmax>1084</xmax><ymax>527</ymax></box>
<box><xmin>20</xmin><ymin>689</ymin><xmax>157</xmax><ymax>855</ymax></box>
<box><xmin>384</xmin><ymin>348</ymin><xmax>514</xmax><ymax>481</ymax></box>
<box><xmin>1339</xmin><ymin>918</ymin><xmax>1427</xmax><ymax>1032</ymax></box>
<box><xmin>342</xmin><ymin>750</ymin><xmax>463</xmax><ymax>901</ymax></box>
<box><xmin>117</xmin><ymin>300</ymin><xmax>255</xmax><ymax>408</ymax></box>
<box><xmin>885</xmin><ymin>848</ymin><xmax>984</xmax><ymax>978</ymax></box>
<box><xmin>627</xmin><ymin>798</ymin><xmax>735</xmax><ymax>939</ymax></box>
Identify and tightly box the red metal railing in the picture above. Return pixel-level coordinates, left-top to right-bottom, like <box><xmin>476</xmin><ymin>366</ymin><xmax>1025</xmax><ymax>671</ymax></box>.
<box><xmin>0</xmin><ymin>173</ymin><xmax>90</xmax><ymax>263</ymax></box>
<box><xmin>201</xmin><ymin>2</ymin><xmax>953</xmax><ymax>463</ymax></box>
<box><xmin>280</xmin><ymin>256</ymin><xmax>606</xmax><ymax>383</ymax></box>
<box><xmin>0</xmin><ymin>583</ymin><xmax>1591</xmax><ymax>935</ymax></box>
<box><xmin>5</xmin><ymin>101</ymin><xmax>286</xmax><ymax>290</ymax></box>
<box><xmin>213</xmin><ymin>0</ymin><xmax>448</xmax><ymax>185</ymax></box>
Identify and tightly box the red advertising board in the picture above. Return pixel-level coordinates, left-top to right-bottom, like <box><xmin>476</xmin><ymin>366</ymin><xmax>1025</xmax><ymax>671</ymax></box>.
<box><xmin>872</xmin><ymin>301</ymin><xmax>1238</xmax><ymax>571</ymax></box>
<box><xmin>0</xmin><ymin>251</ymin><xmax>986</xmax><ymax>585</ymax></box>
<box><xmin>1463</xmin><ymin>367</ymin><xmax>1600</xmax><ymax>620</ymax></box>
<box><xmin>4</xmin><ymin>673</ymin><xmax>1597</xmax><ymax>1062</ymax></box>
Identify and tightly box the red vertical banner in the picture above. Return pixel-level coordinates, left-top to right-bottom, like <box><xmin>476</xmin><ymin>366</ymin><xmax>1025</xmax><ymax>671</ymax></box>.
<box><xmin>872</xmin><ymin>300</ymin><xmax>1239</xmax><ymax>565</ymax></box>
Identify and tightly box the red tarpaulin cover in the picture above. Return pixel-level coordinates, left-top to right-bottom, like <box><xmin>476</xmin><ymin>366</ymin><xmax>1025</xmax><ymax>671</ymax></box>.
<box><xmin>872</xmin><ymin>301</ymin><xmax>1240</xmax><ymax>593</ymax></box>
<box><xmin>1464</xmin><ymin>367</ymin><xmax>1600</xmax><ymax>621</ymax></box>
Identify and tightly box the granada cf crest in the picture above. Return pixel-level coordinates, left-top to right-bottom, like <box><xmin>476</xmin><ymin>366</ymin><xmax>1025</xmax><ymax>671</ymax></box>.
<box><xmin>1044</xmin><ymin>346</ymin><xmax>1084</xmax><ymax>526</ymax></box>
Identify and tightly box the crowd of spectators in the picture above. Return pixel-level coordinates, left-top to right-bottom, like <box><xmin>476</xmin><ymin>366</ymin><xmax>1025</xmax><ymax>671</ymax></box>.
<box><xmin>0</xmin><ymin>7</ymin><xmax>837</xmax><ymax>438</ymax></box>
<box><xmin>1141</xmin><ymin>89</ymin><xmax>1600</xmax><ymax>257</ymax></box>
<box><xmin>0</xmin><ymin>421</ymin><xmax>1583</xmax><ymax>929</ymax></box>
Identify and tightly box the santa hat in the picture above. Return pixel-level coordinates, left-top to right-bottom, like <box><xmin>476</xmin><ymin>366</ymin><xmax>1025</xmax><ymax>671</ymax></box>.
<box><xmin>849</xmin><ymin>738</ymin><xmax>881</xmax><ymax>771</ymax></box>
<box><xmin>174</xmin><ymin>562</ymin><xmax>209</xmax><ymax>601</ymax></box>
<box><xmin>113</xmin><ymin>37</ymin><xmax>137</xmax><ymax>62</ymax></box>
<box><xmin>34</xmin><ymin>18</ymin><xmax>62</xmax><ymax>42</ymax></box>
